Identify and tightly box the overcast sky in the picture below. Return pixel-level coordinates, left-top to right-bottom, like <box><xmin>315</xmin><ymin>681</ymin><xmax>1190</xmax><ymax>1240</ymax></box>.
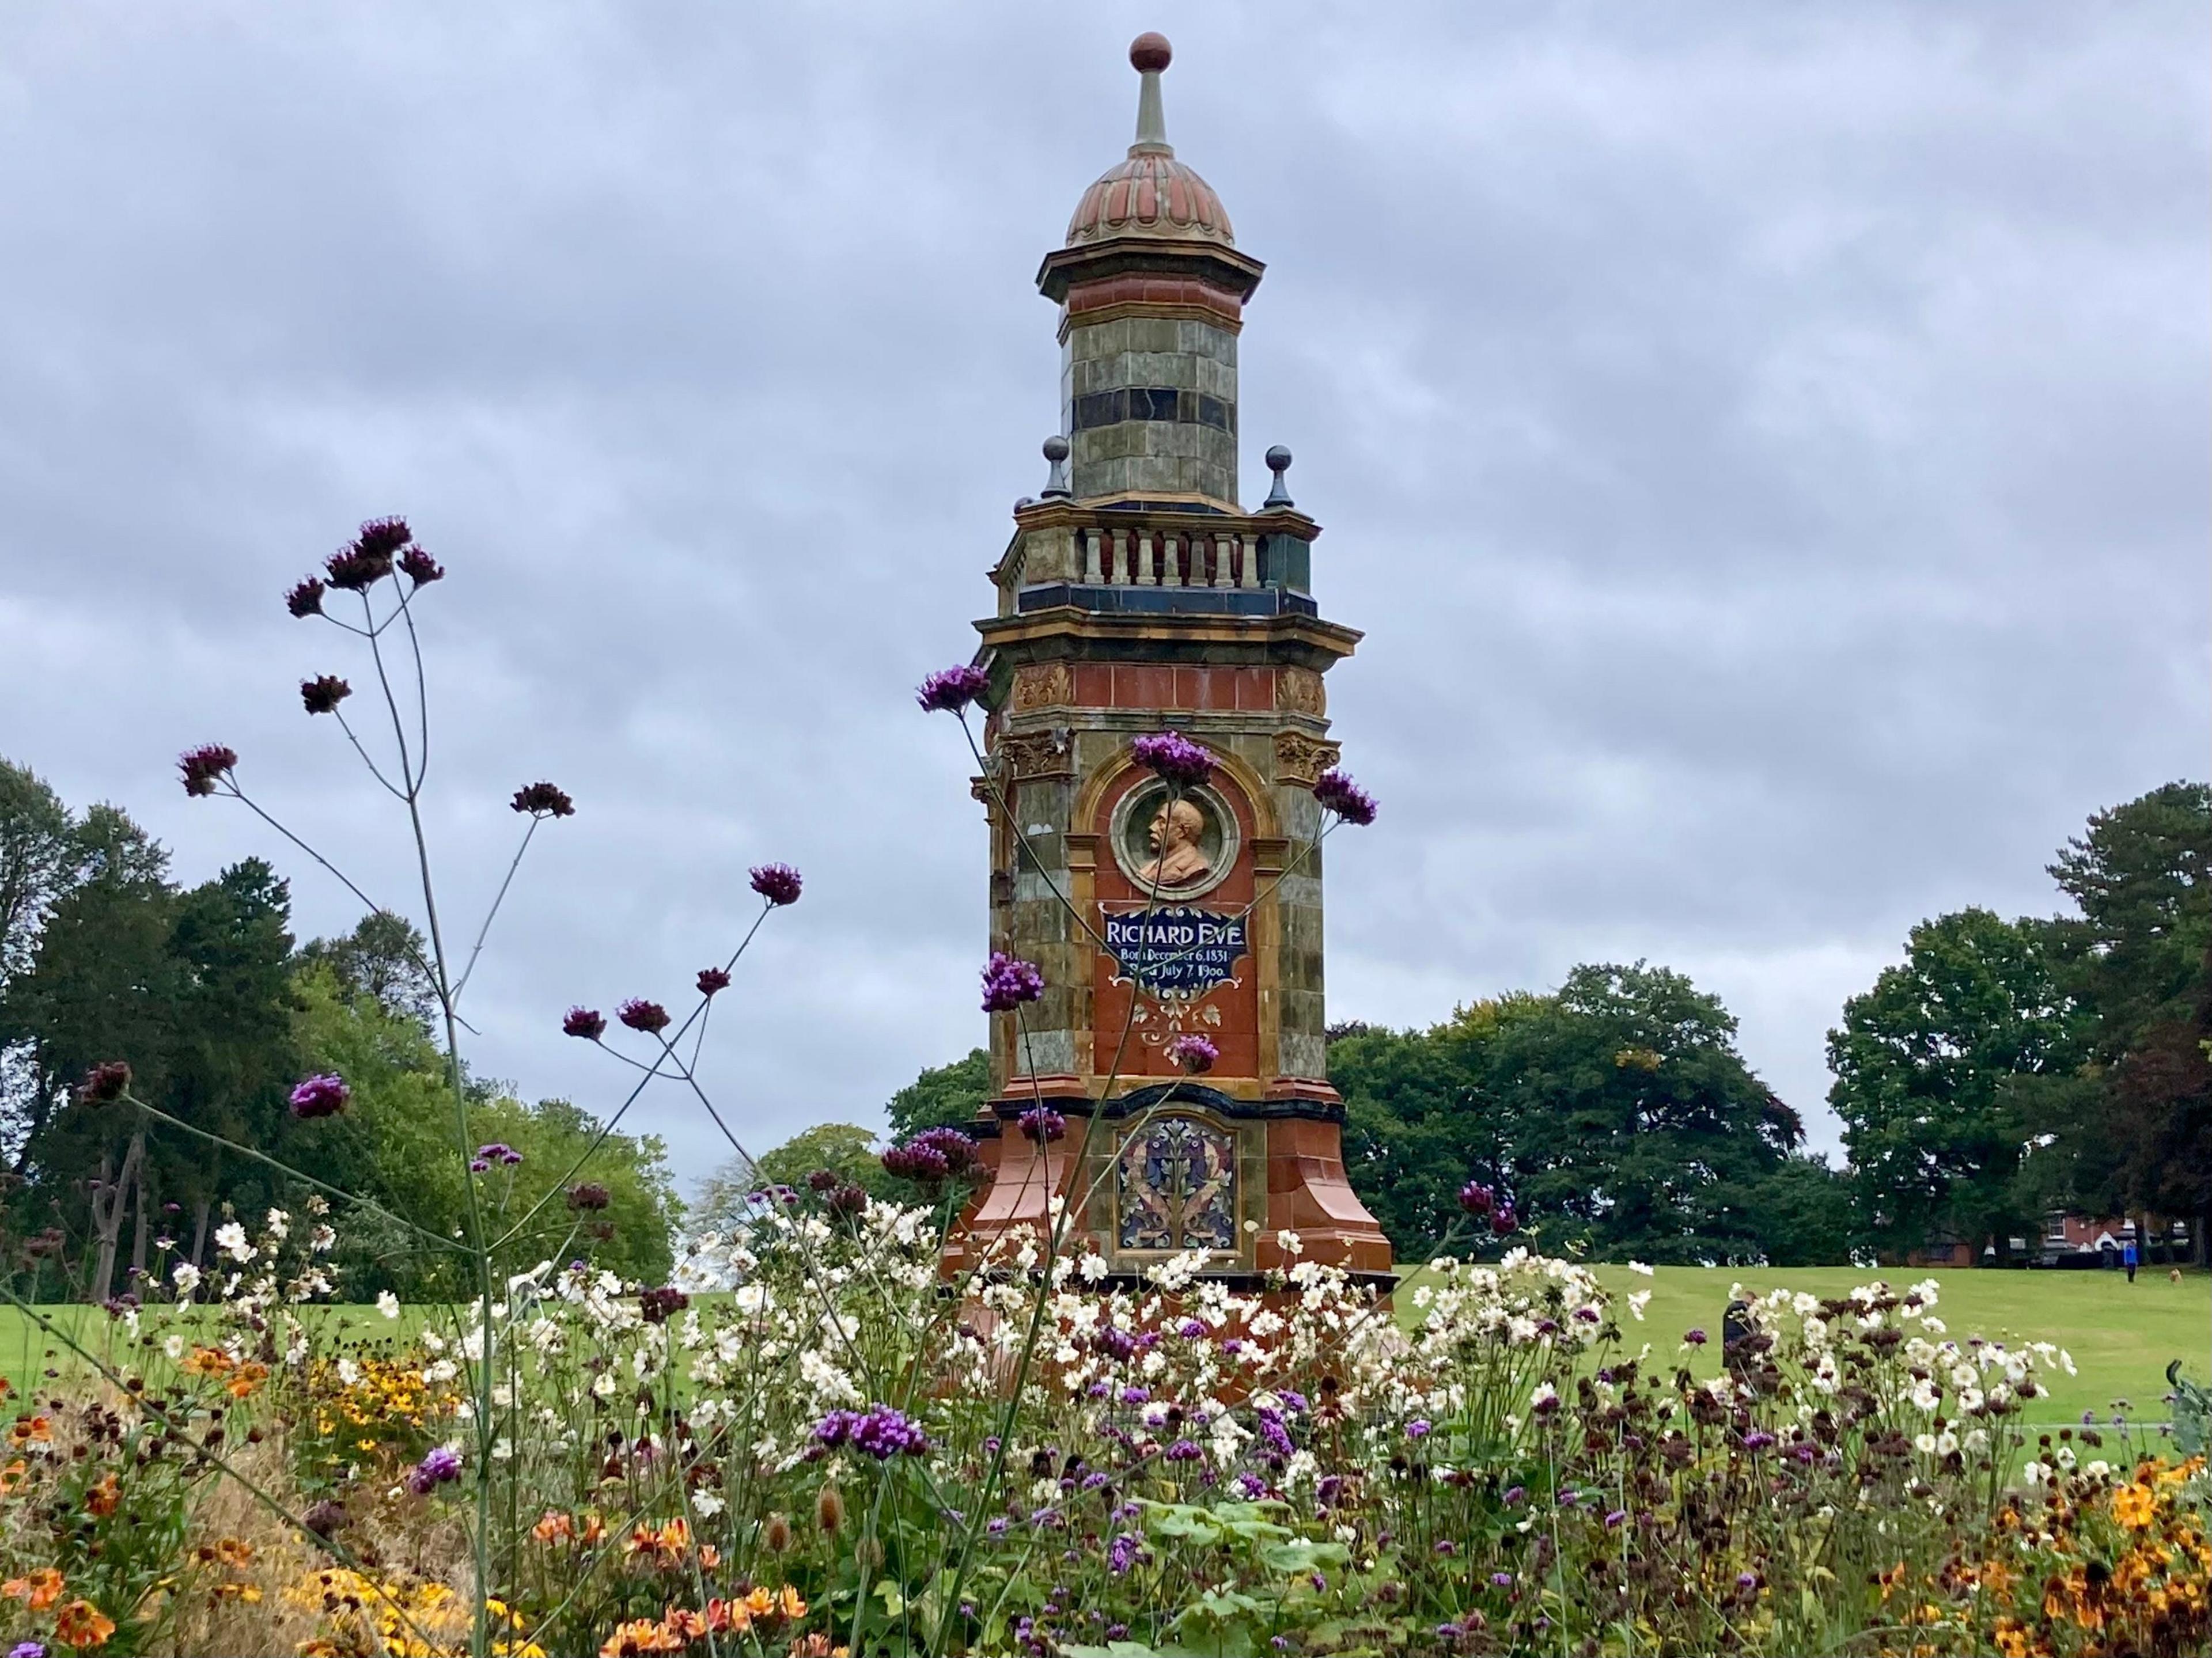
<box><xmin>1</xmin><ymin>3</ymin><xmax>2203</xmax><ymax>1183</ymax></box>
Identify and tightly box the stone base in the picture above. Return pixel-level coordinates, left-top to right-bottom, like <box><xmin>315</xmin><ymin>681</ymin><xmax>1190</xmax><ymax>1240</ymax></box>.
<box><xmin>942</xmin><ymin>1089</ymin><xmax>1393</xmax><ymax>1281</ymax></box>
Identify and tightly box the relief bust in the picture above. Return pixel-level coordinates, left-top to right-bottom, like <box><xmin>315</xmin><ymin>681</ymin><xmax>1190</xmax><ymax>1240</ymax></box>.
<box><xmin>1109</xmin><ymin>778</ymin><xmax>1238</xmax><ymax>900</ymax></box>
<box><xmin>1138</xmin><ymin>797</ymin><xmax>1213</xmax><ymax>889</ymax></box>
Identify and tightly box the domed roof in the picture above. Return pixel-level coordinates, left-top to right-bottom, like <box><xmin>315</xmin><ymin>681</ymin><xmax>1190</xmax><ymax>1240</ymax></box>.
<box><xmin>1063</xmin><ymin>33</ymin><xmax>1234</xmax><ymax>249</ymax></box>
<box><xmin>1067</xmin><ymin>150</ymin><xmax>1233</xmax><ymax>247</ymax></box>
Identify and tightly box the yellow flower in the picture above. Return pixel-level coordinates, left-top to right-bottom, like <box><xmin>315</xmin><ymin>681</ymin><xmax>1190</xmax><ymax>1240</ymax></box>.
<box><xmin>2113</xmin><ymin>1482</ymin><xmax>2158</xmax><ymax>1530</ymax></box>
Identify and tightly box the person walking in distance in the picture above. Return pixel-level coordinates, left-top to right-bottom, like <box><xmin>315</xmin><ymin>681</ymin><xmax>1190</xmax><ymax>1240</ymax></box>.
<box><xmin>2124</xmin><ymin>1234</ymin><xmax>2138</xmax><ymax>1284</ymax></box>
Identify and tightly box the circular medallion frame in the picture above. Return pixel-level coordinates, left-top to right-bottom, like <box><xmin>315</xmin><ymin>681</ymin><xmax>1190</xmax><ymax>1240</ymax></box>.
<box><xmin>1108</xmin><ymin>777</ymin><xmax>1241</xmax><ymax>901</ymax></box>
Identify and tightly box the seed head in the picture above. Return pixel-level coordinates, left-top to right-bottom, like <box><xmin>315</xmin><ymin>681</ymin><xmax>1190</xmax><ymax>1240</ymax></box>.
<box><xmin>510</xmin><ymin>781</ymin><xmax>575</xmax><ymax>818</ymax></box>
<box><xmin>300</xmin><ymin>675</ymin><xmax>351</xmax><ymax>715</ymax></box>
<box><xmin>179</xmin><ymin>744</ymin><xmax>237</xmax><ymax>798</ymax></box>
<box><xmin>566</xmin><ymin>1182</ymin><xmax>611</xmax><ymax>1212</ymax></box>
<box><xmin>76</xmin><ymin>1061</ymin><xmax>132</xmax><ymax>1105</ymax></box>
<box><xmin>617</xmin><ymin>999</ymin><xmax>670</xmax><ymax>1034</ymax></box>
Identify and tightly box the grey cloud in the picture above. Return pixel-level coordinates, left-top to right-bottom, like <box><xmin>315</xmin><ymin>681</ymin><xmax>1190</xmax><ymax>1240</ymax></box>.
<box><xmin>0</xmin><ymin>2</ymin><xmax>2200</xmax><ymax>1175</ymax></box>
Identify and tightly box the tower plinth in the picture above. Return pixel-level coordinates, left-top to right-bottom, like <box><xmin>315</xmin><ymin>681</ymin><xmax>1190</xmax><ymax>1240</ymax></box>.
<box><xmin>945</xmin><ymin>36</ymin><xmax>1392</xmax><ymax>1290</ymax></box>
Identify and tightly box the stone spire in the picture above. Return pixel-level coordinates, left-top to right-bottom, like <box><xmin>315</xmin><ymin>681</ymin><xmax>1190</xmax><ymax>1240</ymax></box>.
<box><xmin>1042</xmin><ymin>33</ymin><xmax>1265</xmax><ymax>509</ymax></box>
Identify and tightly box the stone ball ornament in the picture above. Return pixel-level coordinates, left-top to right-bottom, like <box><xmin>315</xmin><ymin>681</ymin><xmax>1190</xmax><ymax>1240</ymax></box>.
<box><xmin>1130</xmin><ymin>31</ymin><xmax>1172</xmax><ymax>72</ymax></box>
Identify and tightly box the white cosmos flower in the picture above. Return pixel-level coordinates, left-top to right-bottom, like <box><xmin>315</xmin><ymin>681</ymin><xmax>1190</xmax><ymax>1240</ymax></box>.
<box><xmin>215</xmin><ymin>1223</ymin><xmax>252</xmax><ymax>1263</ymax></box>
<box><xmin>1627</xmin><ymin>1261</ymin><xmax>1654</xmax><ymax>1277</ymax></box>
<box><xmin>376</xmin><ymin>1291</ymin><xmax>401</xmax><ymax>1319</ymax></box>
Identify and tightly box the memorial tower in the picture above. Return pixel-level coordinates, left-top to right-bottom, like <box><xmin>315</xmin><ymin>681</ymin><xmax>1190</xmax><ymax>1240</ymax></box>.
<box><xmin>948</xmin><ymin>35</ymin><xmax>1391</xmax><ymax>1288</ymax></box>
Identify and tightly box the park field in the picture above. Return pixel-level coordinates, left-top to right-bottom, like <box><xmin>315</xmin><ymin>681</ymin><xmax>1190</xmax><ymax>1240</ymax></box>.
<box><xmin>1404</xmin><ymin>1262</ymin><xmax>2212</xmax><ymax>1426</ymax></box>
<box><xmin>4</xmin><ymin>1269</ymin><xmax>2206</xmax><ymax>1429</ymax></box>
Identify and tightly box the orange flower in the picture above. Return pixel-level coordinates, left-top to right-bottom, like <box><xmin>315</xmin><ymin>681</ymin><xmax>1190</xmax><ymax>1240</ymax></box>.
<box><xmin>181</xmin><ymin>1346</ymin><xmax>233</xmax><ymax>1376</ymax></box>
<box><xmin>215</xmin><ymin>1537</ymin><xmax>253</xmax><ymax>1568</ymax></box>
<box><xmin>532</xmin><ymin>1509</ymin><xmax>574</xmax><ymax>1543</ymax></box>
<box><xmin>599</xmin><ymin>1619</ymin><xmax>683</xmax><ymax>1656</ymax></box>
<box><xmin>778</xmin><ymin>1587</ymin><xmax>807</xmax><ymax>1620</ymax></box>
<box><xmin>697</xmin><ymin>1545</ymin><xmax>720</xmax><ymax>1571</ymax></box>
<box><xmin>8</xmin><ymin>1415</ymin><xmax>54</xmax><ymax>1446</ymax></box>
<box><xmin>662</xmin><ymin>1607</ymin><xmax>707</xmax><ymax>1640</ymax></box>
<box><xmin>704</xmin><ymin>1599</ymin><xmax>749</xmax><ymax>1634</ymax></box>
<box><xmin>5</xmin><ymin>1566</ymin><xmax>65</xmax><ymax>1610</ymax></box>
<box><xmin>85</xmin><ymin>1473</ymin><xmax>120</xmax><ymax>1517</ymax></box>
<box><xmin>225</xmin><ymin>1363</ymin><xmax>270</xmax><ymax>1400</ymax></box>
<box><xmin>0</xmin><ymin>1458</ymin><xmax>29</xmax><ymax>1495</ymax></box>
<box><xmin>54</xmin><ymin>1596</ymin><xmax>118</xmax><ymax>1647</ymax></box>
<box><xmin>578</xmin><ymin>1512</ymin><xmax>607</xmax><ymax>1547</ymax></box>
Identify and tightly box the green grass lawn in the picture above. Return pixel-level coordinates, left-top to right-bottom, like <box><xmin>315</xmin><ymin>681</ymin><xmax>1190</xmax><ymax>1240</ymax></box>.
<box><xmin>7</xmin><ymin>1268</ymin><xmax>2208</xmax><ymax>1431</ymax></box>
<box><xmin>1402</xmin><ymin>1262</ymin><xmax>2212</xmax><ymax>1426</ymax></box>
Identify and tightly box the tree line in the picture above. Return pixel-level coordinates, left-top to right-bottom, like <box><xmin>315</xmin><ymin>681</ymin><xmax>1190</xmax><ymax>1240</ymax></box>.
<box><xmin>857</xmin><ymin>781</ymin><xmax>2208</xmax><ymax>1267</ymax></box>
<box><xmin>0</xmin><ymin>757</ymin><xmax>678</xmax><ymax>1302</ymax></box>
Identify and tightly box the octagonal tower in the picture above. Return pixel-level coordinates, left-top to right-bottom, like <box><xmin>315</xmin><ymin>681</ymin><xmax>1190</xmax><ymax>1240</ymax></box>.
<box><xmin>948</xmin><ymin>35</ymin><xmax>1391</xmax><ymax>1290</ymax></box>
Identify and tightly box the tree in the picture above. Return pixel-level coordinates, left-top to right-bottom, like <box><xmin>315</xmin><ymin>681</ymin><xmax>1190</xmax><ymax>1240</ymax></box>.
<box><xmin>1334</xmin><ymin>968</ymin><xmax>1813</xmax><ymax>1264</ymax></box>
<box><xmin>289</xmin><ymin>963</ymin><xmax>680</xmax><ymax>1296</ymax></box>
<box><xmin>297</xmin><ymin>909</ymin><xmax>436</xmax><ymax>1029</ymax></box>
<box><xmin>2</xmin><ymin>806</ymin><xmax>178</xmax><ymax>1290</ymax></box>
<box><xmin>1487</xmin><ymin>963</ymin><xmax>1802</xmax><ymax>1265</ymax></box>
<box><xmin>692</xmin><ymin>1124</ymin><xmax>890</xmax><ymax>1238</ymax></box>
<box><xmin>1332</xmin><ymin>1015</ymin><xmax>1515</xmax><ymax>1255</ymax></box>
<box><xmin>1828</xmin><ymin>908</ymin><xmax>2085</xmax><ymax>1262</ymax></box>
<box><xmin>885</xmin><ymin>1049</ymin><xmax>990</xmax><ymax>1140</ymax></box>
<box><xmin>0</xmin><ymin>759</ymin><xmax>74</xmax><ymax>989</ymax></box>
<box><xmin>2046</xmin><ymin>781</ymin><xmax>2212</xmax><ymax>1248</ymax></box>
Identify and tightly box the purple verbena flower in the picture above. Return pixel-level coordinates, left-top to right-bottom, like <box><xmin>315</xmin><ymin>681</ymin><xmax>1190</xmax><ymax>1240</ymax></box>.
<box><xmin>285</xmin><ymin>576</ymin><xmax>326</xmax><ymax>618</ymax></box>
<box><xmin>749</xmin><ymin>863</ymin><xmax>804</xmax><ymax>906</ymax></box>
<box><xmin>696</xmin><ymin>966</ymin><xmax>731</xmax><ymax>996</ymax></box>
<box><xmin>1312</xmin><ymin>767</ymin><xmax>1378</xmax><ymax>826</ymax></box>
<box><xmin>399</xmin><ymin>545</ymin><xmax>444</xmax><ymax>586</ymax></box>
<box><xmin>562</xmin><ymin>1007</ymin><xmax>606</xmax><ymax>1039</ymax></box>
<box><xmin>1165</xmin><ymin>1034</ymin><xmax>1218</xmax><ymax>1074</ymax></box>
<box><xmin>408</xmin><ymin>1445</ymin><xmax>461</xmax><ymax>1494</ymax></box>
<box><xmin>1163</xmin><ymin>1439</ymin><xmax>1203</xmax><ymax>1463</ymax></box>
<box><xmin>916</xmin><ymin>663</ymin><xmax>990</xmax><ymax>714</ymax></box>
<box><xmin>1107</xmin><ymin>1533</ymin><xmax>1141</xmax><ymax>1574</ymax></box>
<box><xmin>1131</xmin><ymin>729</ymin><xmax>1215</xmax><ymax>789</ymax></box>
<box><xmin>288</xmin><ymin>1073</ymin><xmax>351</xmax><ymax>1120</ymax></box>
<box><xmin>1491</xmin><ymin>1204</ymin><xmax>1517</xmax><ymax>1235</ymax></box>
<box><xmin>1457</xmin><ymin>1181</ymin><xmax>1494</xmax><ymax>1216</ymax></box>
<box><xmin>982</xmin><ymin>951</ymin><xmax>1046</xmax><ymax>1012</ymax></box>
<box><xmin>1684</xmin><ymin>1327</ymin><xmax>1709</xmax><ymax>1346</ymax></box>
<box><xmin>475</xmin><ymin>1143</ymin><xmax>523</xmax><ymax>1166</ymax></box>
<box><xmin>566</xmin><ymin>1182</ymin><xmax>611</xmax><ymax>1211</ymax></box>
<box><xmin>1018</xmin><ymin>1107</ymin><xmax>1066</xmax><ymax>1145</ymax></box>
<box><xmin>179</xmin><ymin>743</ymin><xmax>237</xmax><ymax>798</ymax></box>
<box><xmin>815</xmin><ymin>1405</ymin><xmax>929</xmax><ymax>1459</ymax></box>
<box><xmin>1406</xmin><ymin>1419</ymin><xmax>1432</xmax><ymax>1439</ymax></box>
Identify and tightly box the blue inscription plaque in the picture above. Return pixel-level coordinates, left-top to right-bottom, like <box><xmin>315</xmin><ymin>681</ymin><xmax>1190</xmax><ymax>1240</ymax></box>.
<box><xmin>1103</xmin><ymin>906</ymin><xmax>1248</xmax><ymax>992</ymax></box>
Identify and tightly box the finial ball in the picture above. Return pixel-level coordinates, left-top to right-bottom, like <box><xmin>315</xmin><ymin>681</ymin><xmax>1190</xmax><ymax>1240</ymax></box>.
<box><xmin>1265</xmin><ymin>445</ymin><xmax>1293</xmax><ymax>472</ymax></box>
<box><xmin>1130</xmin><ymin>32</ymin><xmax>1172</xmax><ymax>73</ymax></box>
<box><xmin>1043</xmin><ymin>434</ymin><xmax>1070</xmax><ymax>462</ymax></box>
